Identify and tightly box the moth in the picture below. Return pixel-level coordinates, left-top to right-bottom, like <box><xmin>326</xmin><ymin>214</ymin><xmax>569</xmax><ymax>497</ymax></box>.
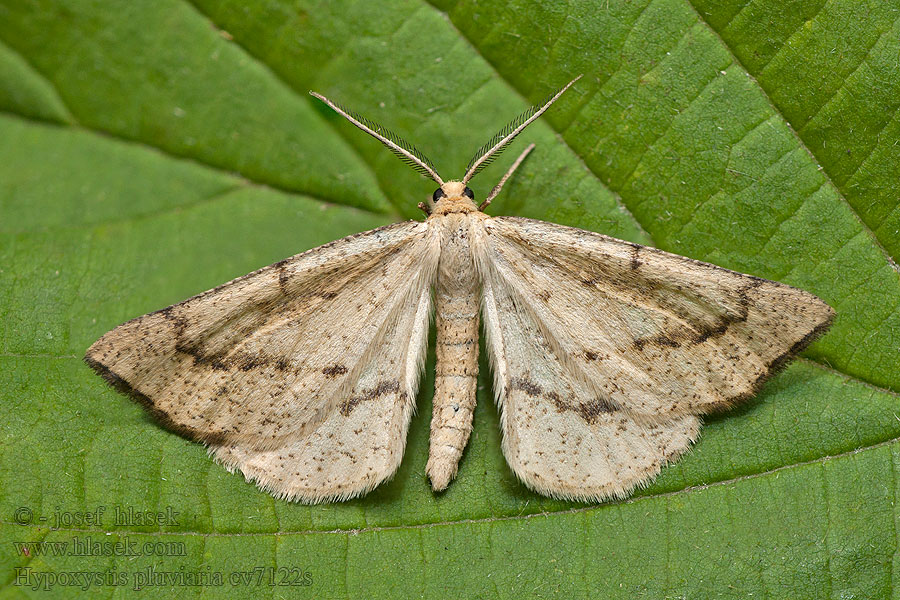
<box><xmin>86</xmin><ymin>76</ymin><xmax>834</xmax><ymax>503</ymax></box>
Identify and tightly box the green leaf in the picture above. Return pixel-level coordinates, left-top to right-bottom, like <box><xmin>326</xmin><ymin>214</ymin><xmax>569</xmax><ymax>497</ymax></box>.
<box><xmin>1</xmin><ymin>0</ymin><xmax>899</xmax><ymax>597</ymax></box>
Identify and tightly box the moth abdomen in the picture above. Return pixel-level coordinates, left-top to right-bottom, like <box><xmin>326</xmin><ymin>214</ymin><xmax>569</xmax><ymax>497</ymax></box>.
<box><xmin>427</xmin><ymin>214</ymin><xmax>480</xmax><ymax>492</ymax></box>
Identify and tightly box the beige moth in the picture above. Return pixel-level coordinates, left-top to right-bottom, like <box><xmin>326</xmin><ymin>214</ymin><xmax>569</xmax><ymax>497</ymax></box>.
<box><xmin>85</xmin><ymin>76</ymin><xmax>834</xmax><ymax>503</ymax></box>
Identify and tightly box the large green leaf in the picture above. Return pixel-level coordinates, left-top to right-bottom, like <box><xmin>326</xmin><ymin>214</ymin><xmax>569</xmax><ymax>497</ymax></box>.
<box><xmin>2</xmin><ymin>0</ymin><xmax>899</xmax><ymax>597</ymax></box>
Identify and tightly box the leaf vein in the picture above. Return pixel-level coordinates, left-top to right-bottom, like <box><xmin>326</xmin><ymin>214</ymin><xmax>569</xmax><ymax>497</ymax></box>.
<box><xmin>799</xmin><ymin>13</ymin><xmax>900</xmax><ymax>141</ymax></box>
<box><xmin>684</xmin><ymin>0</ymin><xmax>900</xmax><ymax>274</ymax></box>
<box><xmin>0</xmin><ymin>35</ymin><xmax>78</xmax><ymax>125</ymax></box>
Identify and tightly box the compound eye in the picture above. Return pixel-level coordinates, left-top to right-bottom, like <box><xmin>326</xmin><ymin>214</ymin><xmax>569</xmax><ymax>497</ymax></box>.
<box><xmin>432</xmin><ymin>188</ymin><xmax>446</xmax><ymax>203</ymax></box>
<box><xmin>463</xmin><ymin>186</ymin><xmax>475</xmax><ymax>200</ymax></box>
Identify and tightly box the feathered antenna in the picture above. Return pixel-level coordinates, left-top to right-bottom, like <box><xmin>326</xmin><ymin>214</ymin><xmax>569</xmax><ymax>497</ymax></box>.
<box><xmin>462</xmin><ymin>75</ymin><xmax>581</xmax><ymax>184</ymax></box>
<box><xmin>309</xmin><ymin>91</ymin><xmax>444</xmax><ymax>185</ymax></box>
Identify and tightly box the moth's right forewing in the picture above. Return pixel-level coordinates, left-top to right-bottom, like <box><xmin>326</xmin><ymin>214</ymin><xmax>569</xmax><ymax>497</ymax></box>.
<box><xmin>86</xmin><ymin>221</ymin><xmax>440</xmax><ymax>451</ymax></box>
<box><xmin>478</xmin><ymin>217</ymin><xmax>834</xmax><ymax>419</ymax></box>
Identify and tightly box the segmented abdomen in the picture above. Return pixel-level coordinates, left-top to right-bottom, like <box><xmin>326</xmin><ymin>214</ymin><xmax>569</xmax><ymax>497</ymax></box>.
<box><xmin>427</xmin><ymin>215</ymin><xmax>479</xmax><ymax>491</ymax></box>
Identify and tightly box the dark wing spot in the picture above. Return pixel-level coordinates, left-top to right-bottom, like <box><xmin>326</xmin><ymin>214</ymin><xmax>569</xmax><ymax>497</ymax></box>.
<box><xmin>340</xmin><ymin>380</ymin><xmax>400</xmax><ymax>416</ymax></box>
<box><xmin>633</xmin><ymin>334</ymin><xmax>681</xmax><ymax>351</ymax></box>
<box><xmin>630</xmin><ymin>245</ymin><xmax>641</xmax><ymax>270</ymax></box>
<box><xmin>577</xmin><ymin>398</ymin><xmax>619</xmax><ymax>421</ymax></box>
<box><xmin>239</xmin><ymin>355</ymin><xmax>262</xmax><ymax>371</ymax></box>
<box><xmin>510</xmin><ymin>377</ymin><xmax>617</xmax><ymax>424</ymax></box>
<box><xmin>322</xmin><ymin>364</ymin><xmax>348</xmax><ymax>378</ymax></box>
<box><xmin>277</xmin><ymin>262</ymin><xmax>290</xmax><ymax>294</ymax></box>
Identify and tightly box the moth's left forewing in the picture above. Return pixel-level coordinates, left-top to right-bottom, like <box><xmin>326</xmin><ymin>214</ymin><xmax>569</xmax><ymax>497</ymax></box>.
<box><xmin>87</xmin><ymin>220</ymin><xmax>441</xmax><ymax>503</ymax></box>
<box><xmin>472</xmin><ymin>216</ymin><xmax>833</xmax><ymax>501</ymax></box>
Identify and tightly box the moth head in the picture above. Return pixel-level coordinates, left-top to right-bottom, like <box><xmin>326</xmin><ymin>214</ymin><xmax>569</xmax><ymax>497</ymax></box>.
<box><xmin>428</xmin><ymin>181</ymin><xmax>477</xmax><ymax>215</ymax></box>
<box><xmin>432</xmin><ymin>182</ymin><xmax>475</xmax><ymax>203</ymax></box>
